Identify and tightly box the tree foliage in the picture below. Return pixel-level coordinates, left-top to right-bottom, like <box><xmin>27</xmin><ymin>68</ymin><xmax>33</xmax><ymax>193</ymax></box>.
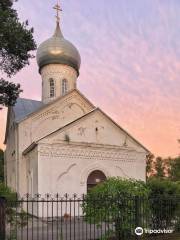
<box><xmin>0</xmin><ymin>0</ymin><xmax>36</xmax><ymax>108</ymax></box>
<box><xmin>146</xmin><ymin>153</ymin><xmax>154</xmax><ymax>179</ymax></box>
<box><xmin>0</xmin><ymin>182</ymin><xmax>29</xmax><ymax>239</ymax></box>
<box><xmin>154</xmin><ymin>156</ymin><xmax>166</xmax><ymax>178</ymax></box>
<box><xmin>146</xmin><ymin>155</ymin><xmax>169</xmax><ymax>180</ymax></box>
<box><xmin>147</xmin><ymin>178</ymin><xmax>180</xmax><ymax>230</ymax></box>
<box><xmin>0</xmin><ymin>78</ymin><xmax>22</xmax><ymax>108</ymax></box>
<box><xmin>0</xmin><ymin>0</ymin><xmax>36</xmax><ymax>76</ymax></box>
<box><xmin>147</xmin><ymin>177</ymin><xmax>180</xmax><ymax>197</ymax></box>
<box><xmin>0</xmin><ymin>181</ymin><xmax>17</xmax><ymax>202</ymax></box>
<box><xmin>168</xmin><ymin>157</ymin><xmax>180</xmax><ymax>181</ymax></box>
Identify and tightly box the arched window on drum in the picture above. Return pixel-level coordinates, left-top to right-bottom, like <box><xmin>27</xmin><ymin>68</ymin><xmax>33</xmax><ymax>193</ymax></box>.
<box><xmin>62</xmin><ymin>79</ymin><xmax>68</xmax><ymax>95</ymax></box>
<box><xmin>49</xmin><ymin>78</ymin><xmax>55</xmax><ymax>98</ymax></box>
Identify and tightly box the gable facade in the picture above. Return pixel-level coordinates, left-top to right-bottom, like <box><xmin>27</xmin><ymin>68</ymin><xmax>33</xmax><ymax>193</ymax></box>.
<box><xmin>39</xmin><ymin>108</ymin><xmax>148</xmax><ymax>153</ymax></box>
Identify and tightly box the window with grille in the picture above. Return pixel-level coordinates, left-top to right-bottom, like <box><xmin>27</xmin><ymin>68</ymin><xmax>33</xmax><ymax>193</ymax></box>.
<box><xmin>49</xmin><ymin>78</ymin><xmax>55</xmax><ymax>97</ymax></box>
<box><xmin>62</xmin><ymin>79</ymin><xmax>68</xmax><ymax>95</ymax></box>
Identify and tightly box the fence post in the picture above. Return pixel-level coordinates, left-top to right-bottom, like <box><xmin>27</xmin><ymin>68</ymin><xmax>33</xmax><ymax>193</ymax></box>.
<box><xmin>0</xmin><ymin>197</ymin><xmax>6</xmax><ymax>240</ymax></box>
<box><xmin>135</xmin><ymin>196</ymin><xmax>140</xmax><ymax>239</ymax></box>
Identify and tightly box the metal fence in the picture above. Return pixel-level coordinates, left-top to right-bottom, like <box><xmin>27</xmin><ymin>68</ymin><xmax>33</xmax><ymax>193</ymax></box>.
<box><xmin>0</xmin><ymin>194</ymin><xmax>180</xmax><ymax>240</ymax></box>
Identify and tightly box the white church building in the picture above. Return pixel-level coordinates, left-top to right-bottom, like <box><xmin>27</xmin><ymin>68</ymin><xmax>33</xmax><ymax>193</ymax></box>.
<box><xmin>4</xmin><ymin>6</ymin><xmax>149</xmax><ymax>197</ymax></box>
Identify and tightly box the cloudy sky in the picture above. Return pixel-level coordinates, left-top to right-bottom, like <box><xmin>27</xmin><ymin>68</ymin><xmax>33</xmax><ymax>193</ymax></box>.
<box><xmin>0</xmin><ymin>0</ymin><xmax>180</xmax><ymax>157</ymax></box>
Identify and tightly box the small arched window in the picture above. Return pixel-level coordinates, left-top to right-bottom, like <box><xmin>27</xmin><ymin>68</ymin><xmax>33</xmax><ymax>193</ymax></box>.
<box><xmin>62</xmin><ymin>79</ymin><xmax>68</xmax><ymax>95</ymax></box>
<box><xmin>49</xmin><ymin>78</ymin><xmax>55</xmax><ymax>98</ymax></box>
<box><xmin>87</xmin><ymin>170</ymin><xmax>106</xmax><ymax>192</ymax></box>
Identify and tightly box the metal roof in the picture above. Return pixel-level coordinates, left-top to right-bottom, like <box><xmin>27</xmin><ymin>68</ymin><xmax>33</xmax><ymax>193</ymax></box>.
<box><xmin>13</xmin><ymin>98</ymin><xmax>43</xmax><ymax>122</ymax></box>
<box><xmin>36</xmin><ymin>22</ymin><xmax>81</xmax><ymax>75</ymax></box>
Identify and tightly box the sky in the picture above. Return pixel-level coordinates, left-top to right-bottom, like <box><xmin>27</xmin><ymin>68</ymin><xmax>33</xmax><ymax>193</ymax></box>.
<box><xmin>0</xmin><ymin>0</ymin><xmax>180</xmax><ymax>157</ymax></box>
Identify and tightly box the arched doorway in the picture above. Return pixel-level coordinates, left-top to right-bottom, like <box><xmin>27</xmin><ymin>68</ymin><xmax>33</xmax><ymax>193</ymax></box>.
<box><xmin>87</xmin><ymin>170</ymin><xmax>107</xmax><ymax>192</ymax></box>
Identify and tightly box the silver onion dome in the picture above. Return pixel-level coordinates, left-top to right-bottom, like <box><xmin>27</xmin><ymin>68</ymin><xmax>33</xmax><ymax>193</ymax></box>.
<box><xmin>36</xmin><ymin>22</ymin><xmax>81</xmax><ymax>75</ymax></box>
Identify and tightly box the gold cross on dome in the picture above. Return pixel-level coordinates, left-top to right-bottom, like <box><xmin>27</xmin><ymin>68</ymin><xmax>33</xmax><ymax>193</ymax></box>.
<box><xmin>53</xmin><ymin>1</ymin><xmax>62</xmax><ymax>23</ymax></box>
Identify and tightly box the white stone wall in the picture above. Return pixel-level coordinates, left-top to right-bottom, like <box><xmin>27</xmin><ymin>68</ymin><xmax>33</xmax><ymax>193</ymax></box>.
<box><xmin>17</xmin><ymin>91</ymin><xmax>94</xmax><ymax>195</ymax></box>
<box><xmin>5</xmin><ymin>108</ymin><xmax>17</xmax><ymax>191</ymax></box>
<box><xmin>41</xmin><ymin>109</ymin><xmax>146</xmax><ymax>153</ymax></box>
<box><xmin>6</xmin><ymin>91</ymin><xmax>148</xmax><ymax>197</ymax></box>
<box><xmin>34</xmin><ymin>108</ymin><xmax>147</xmax><ymax>198</ymax></box>
<box><xmin>26</xmin><ymin>147</ymin><xmax>38</xmax><ymax>196</ymax></box>
<box><xmin>18</xmin><ymin>91</ymin><xmax>93</xmax><ymax>152</ymax></box>
<box><xmin>37</xmin><ymin>143</ymin><xmax>146</xmax><ymax>197</ymax></box>
<box><xmin>22</xmin><ymin>142</ymin><xmax>146</xmax><ymax>217</ymax></box>
<box><xmin>40</xmin><ymin>64</ymin><xmax>78</xmax><ymax>104</ymax></box>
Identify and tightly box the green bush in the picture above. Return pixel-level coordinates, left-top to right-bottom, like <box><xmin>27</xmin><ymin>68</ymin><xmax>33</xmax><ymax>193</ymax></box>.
<box><xmin>147</xmin><ymin>178</ymin><xmax>180</xmax><ymax>230</ymax></box>
<box><xmin>0</xmin><ymin>183</ymin><xmax>29</xmax><ymax>239</ymax></box>
<box><xmin>147</xmin><ymin>177</ymin><xmax>180</xmax><ymax>196</ymax></box>
<box><xmin>0</xmin><ymin>182</ymin><xmax>18</xmax><ymax>221</ymax></box>
<box><xmin>82</xmin><ymin>177</ymin><xmax>149</xmax><ymax>240</ymax></box>
<box><xmin>0</xmin><ymin>182</ymin><xmax>17</xmax><ymax>202</ymax></box>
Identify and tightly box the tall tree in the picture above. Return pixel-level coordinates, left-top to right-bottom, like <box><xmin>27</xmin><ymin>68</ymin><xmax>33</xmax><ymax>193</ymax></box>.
<box><xmin>154</xmin><ymin>156</ymin><xmax>166</xmax><ymax>178</ymax></box>
<box><xmin>168</xmin><ymin>157</ymin><xmax>180</xmax><ymax>181</ymax></box>
<box><xmin>0</xmin><ymin>0</ymin><xmax>36</xmax><ymax>108</ymax></box>
<box><xmin>146</xmin><ymin>153</ymin><xmax>154</xmax><ymax>179</ymax></box>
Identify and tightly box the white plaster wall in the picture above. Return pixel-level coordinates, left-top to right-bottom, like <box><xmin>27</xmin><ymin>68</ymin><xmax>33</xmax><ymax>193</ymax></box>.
<box><xmin>18</xmin><ymin>91</ymin><xmax>93</xmax><ymax>153</ymax></box>
<box><xmin>42</xmin><ymin>110</ymin><xmax>147</xmax><ymax>153</ymax></box>
<box><xmin>5</xmin><ymin>108</ymin><xmax>17</xmax><ymax>191</ymax></box>
<box><xmin>16</xmin><ymin>91</ymin><xmax>94</xmax><ymax>195</ymax></box>
<box><xmin>26</xmin><ymin>147</ymin><xmax>38</xmax><ymax>196</ymax></box>
<box><xmin>37</xmin><ymin>143</ymin><xmax>146</xmax><ymax>197</ymax></box>
<box><xmin>41</xmin><ymin>64</ymin><xmax>78</xmax><ymax>104</ymax></box>
<box><xmin>22</xmin><ymin>142</ymin><xmax>146</xmax><ymax>217</ymax></box>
